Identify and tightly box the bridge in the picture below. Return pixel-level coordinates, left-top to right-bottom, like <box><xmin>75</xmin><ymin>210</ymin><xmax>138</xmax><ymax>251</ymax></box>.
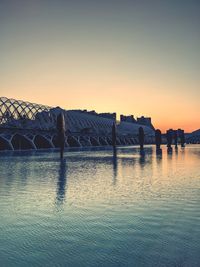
<box><xmin>0</xmin><ymin>97</ymin><xmax>155</xmax><ymax>151</ymax></box>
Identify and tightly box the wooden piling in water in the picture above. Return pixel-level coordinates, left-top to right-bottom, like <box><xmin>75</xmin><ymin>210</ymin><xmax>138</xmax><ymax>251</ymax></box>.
<box><xmin>166</xmin><ymin>129</ymin><xmax>173</xmax><ymax>152</ymax></box>
<box><xmin>56</xmin><ymin>112</ymin><xmax>66</xmax><ymax>159</ymax></box>
<box><xmin>155</xmin><ymin>129</ymin><xmax>162</xmax><ymax>153</ymax></box>
<box><xmin>174</xmin><ymin>130</ymin><xmax>178</xmax><ymax>149</ymax></box>
<box><xmin>139</xmin><ymin>127</ymin><xmax>144</xmax><ymax>151</ymax></box>
<box><xmin>112</xmin><ymin>122</ymin><xmax>117</xmax><ymax>151</ymax></box>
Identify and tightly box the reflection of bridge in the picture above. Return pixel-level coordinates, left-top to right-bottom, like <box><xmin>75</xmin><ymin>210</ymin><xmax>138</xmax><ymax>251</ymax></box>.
<box><xmin>0</xmin><ymin>97</ymin><xmax>155</xmax><ymax>150</ymax></box>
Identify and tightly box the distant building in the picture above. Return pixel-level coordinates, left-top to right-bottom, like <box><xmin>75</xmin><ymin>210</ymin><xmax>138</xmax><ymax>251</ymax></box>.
<box><xmin>136</xmin><ymin>116</ymin><xmax>155</xmax><ymax>130</ymax></box>
<box><xmin>120</xmin><ymin>115</ymin><xmax>136</xmax><ymax>123</ymax></box>
<box><xmin>98</xmin><ymin>113</ymin><xmax>116</xmax><ymax>120</ymax></box>
<box><xmin>72</xmin><ymin>110</ymin><xmax>116</xmax><ymax>121</ymax></box>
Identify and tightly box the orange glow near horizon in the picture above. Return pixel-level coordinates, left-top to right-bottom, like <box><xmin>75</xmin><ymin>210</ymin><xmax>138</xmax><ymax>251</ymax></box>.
<box><xmin>2</xmin><ymin>80</ymin><xmax>199</xmax><ymax>133</ymax></box>
<box><xmin>0</xmin><ymin>1</ymin><xmax>199</xmax><ymax>133</ymax></box>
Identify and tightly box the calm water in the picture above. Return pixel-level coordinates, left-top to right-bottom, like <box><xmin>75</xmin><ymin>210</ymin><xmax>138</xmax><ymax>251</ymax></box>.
<box><xmin>0</xmin><ymin>145</ymin><xmax>200</xmax><ymax>267</ymax></box>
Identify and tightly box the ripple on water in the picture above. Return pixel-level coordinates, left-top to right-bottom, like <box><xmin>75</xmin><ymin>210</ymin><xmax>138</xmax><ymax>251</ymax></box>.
<box><xmin>0</xmin><ymin>145</ymin><xmax>200</xmax><ymax>267</ymax></box>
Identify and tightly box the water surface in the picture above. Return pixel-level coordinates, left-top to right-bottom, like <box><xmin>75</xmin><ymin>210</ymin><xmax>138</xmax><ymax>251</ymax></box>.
<box><xmin>0</xmin><ymin>145</ymin><xmax>200</xmax><ymax>267</ymax></box>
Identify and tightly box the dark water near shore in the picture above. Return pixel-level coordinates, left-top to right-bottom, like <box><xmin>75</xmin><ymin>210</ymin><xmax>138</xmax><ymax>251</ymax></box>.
<box><xmin>0</xmin><ymin>145</ymin><xmax>200</xmax><ymax>267</ymax></box>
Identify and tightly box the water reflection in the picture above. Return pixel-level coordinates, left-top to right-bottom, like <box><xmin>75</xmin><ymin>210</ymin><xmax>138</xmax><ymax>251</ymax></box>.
<box><xmin>139</xmin><ymin>151</ymin><xmax>146</xmax><ymax>167</ymax></box>
<box><xmin>0</xmin><ymin>145</ymin><xmax>200</xmax><ymax>267</ymax></box>
<box><xmin>56</xmin><ymin>159</ymin><xmax>67</xmax><ymax>205</ymax></box>
<box><xmin>167</xmin><ymin>147</ymin><xmax>173</xmax><ymax>154</ymax></box>
<box><xmin>156</xmin><ymin>152</ymin><xmax>162</xmax><ymax>162</ymax></box>
<box><xmin>112</xmin><ymin>149</ymin><xmax>118</xmax><ymax>185</ymax></box>
<box><xmin>138</xmin><ymin>146</ymin><xmax>153</xmax><ymax>168</ymax></box>
<box><xmin>167</xmin><ymin>149</ymin><xmax>173</xmax><ymax>159</ymax></box>
<box><xmin>156</xmin><ymin>148</ymin><xmax>162</xmax><ymax>155</ymax></box>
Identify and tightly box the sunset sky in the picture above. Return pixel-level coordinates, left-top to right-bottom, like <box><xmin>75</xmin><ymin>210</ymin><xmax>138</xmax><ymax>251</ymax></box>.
<box><xmin>0</xmin><ymin>0</ymin><xmax>199</xmax><ymax>132</ymax></box>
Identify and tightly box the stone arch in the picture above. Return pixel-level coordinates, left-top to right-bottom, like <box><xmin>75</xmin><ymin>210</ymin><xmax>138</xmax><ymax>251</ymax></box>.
<box><xmin>0</xmin><ymin>136</ymin><xmax>13</xmax><ymax>150</ymax></box>
<box><xmin>34</xmin><ymin>135</ymin><xmax>53</xmax><ymax>149</ymax></box>
<box><xmin>11</xmin><ymin>134</ymin><xmax>34</xmax><ymax>150</ymax></box>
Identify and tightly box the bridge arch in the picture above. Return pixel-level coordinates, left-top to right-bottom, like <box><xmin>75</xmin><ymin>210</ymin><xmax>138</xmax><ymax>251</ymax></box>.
<box><xmin>67</xmin><ymin>136</ymin><xmax>81</xmax><ymax>147</ymax></box>
<box><xmin>0</xmin><ymin>136</ymin><xmax>13</xmax><ymax>150</ymax></box>
<box><xmin>52</xmin><ymin>134</ymin><xmax>68</xmax><ymax>148</ymax></box>
<box><xmin>99</xmin><ymin>137</ymin><xmax>108</xmax><ymax>146</ymax></box>
<box><xmin>90</xmin><ymin>137</ymin><xmax>100</xmax><ymax>146</ymax></box>
<box><xmin>116</xmin><ymin>137</ymin><xmax>121</xmax><ymax>145</ymax></box>
<box><xmin>52</xmin><ymin>134</ymin><xmax>59</xmax><ymax>148</ymax></box>
<box><xmin>34</xmin><ymin>135</ymin><xmax>53</xmax><ymax>149</ymax></box>
<box><xmin>125</xmin><ymin>138</ymin><xmax>131</xmax><ymax>145</ymax></box>
<box><xmin>119</xmin><ymin>137</ymin><xmax>126</xmax><ymax>145</ymax></box>
<box><xmin>129</xmin><ymin>138</ymin><xmax>135</xmax><ymax>145</ymax></box>
<box><xmin>79</xmin><ymin>136</ymin><xmax>91</xmax><ymax>146</ymax></box>
<box><xmin>106</xmin><ymin>137</ymin><xmax>112</xmax><ymax>145</ymax></box>
<box><xmin>11</xmin><ymin>134</ymin><xmax>34</xmax><ymax>150</ymax></box>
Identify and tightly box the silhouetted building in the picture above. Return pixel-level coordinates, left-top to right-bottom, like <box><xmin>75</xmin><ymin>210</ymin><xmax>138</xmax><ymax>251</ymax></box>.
<box><xmin>120</xmin><ymin>115</ymin><xmax>136</xmax><ymax>123</ymax></box>
<box><xmin>137</xmin><ymin>116</ymin><xmax>155</xmax><ymax>130</ymax></box>
<box><xmin>99</xmin><ymin>113</ymin><xmax>116</xmax><ymax>120</ymax></box>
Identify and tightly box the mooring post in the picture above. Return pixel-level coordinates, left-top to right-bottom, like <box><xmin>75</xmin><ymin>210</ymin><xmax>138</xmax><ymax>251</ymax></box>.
<box><xmin>174</xmin><ymin>130</ymin><xmax>178</xmax><ymax>149</ymax></box>
<box><xmin>139</xmin><ymin>127</ymin><xmax>144</xmax><ymax>151</ymax></box>
<box><xmin>56</xmin><ymin>112</ymin><xmax>66</xmax><ymax>159</ymax></box>
<box><xmin>112</xmin><ymin>122</ymin><xmax>117</xmax><ymax>151</ymax></box>
<box><xmin>179</xmin><ymin>129</ymin><xmax>185</xmax><ymax>147</ymax></box>
<box><xmin>155</xmin><ymin>129</ymin><xmax>162</xmax><ymax>153</ymax></box>
<box><xmin>166</xmin><ymin>129</ymin><xmax>173</xmax><ymax>152</ymax></box>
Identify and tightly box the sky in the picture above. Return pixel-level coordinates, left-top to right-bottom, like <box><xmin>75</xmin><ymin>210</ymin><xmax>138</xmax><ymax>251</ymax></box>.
<box><xmin>0</xmin><ymin>0</ymin><xmax>199</xmax><ymax>132</ymax></box>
